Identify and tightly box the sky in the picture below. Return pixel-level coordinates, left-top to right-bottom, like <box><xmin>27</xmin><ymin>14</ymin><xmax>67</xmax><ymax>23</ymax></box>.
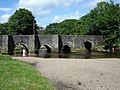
<box><xmin>0</xmin><ymin>0</ymin><xmax>119</xmax><ymax>27</ymax></box>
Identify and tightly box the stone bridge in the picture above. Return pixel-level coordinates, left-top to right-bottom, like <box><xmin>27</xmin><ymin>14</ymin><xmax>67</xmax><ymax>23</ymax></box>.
<box><xmin>0</xmin><ymin>35</ymin><xmax>104</xmax><ymax>54</ymax></box>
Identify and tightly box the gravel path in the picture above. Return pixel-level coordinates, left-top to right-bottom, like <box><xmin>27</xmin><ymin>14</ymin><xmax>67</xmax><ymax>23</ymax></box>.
<box><xmin>12</xmin><ymin>57</ymin><xmax>120</xmax><ymax>90</ymax></box>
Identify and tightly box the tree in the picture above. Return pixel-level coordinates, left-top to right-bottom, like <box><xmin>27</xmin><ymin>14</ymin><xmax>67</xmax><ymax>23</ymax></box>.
<box><xmin>44</xmin><ymin>19</ymin><xmax>79</xmax><ymax>35</ymax></box>
<box><xmin>79</xmin><ymin>1</ymin><xmax>120</xmax><ymax>49</ymax></box>
<box><xmin>94</xmin><ymin>1</ymin><xmax>120</xmax><ymax>48</ymax></box>
<box><xmin>36</xmin><ymin>26</ymin><xmax>45</xmax><ymax>35</ymax></box>
<box><xmin>78</xmin><ymin>14</ymin><xmax>92</xmax><ymax>35</ymax></box>
<box><xmin>0</xmin><ymin>23</ymin><xmax>8</xmax><ymax>35</ymax></box>
<box><xmin>43</xmin><ymin>0</ymin><xmax>120</xmax><ymax>50</ymax></box>
<box><xmin>58</xmin><ymin>19</ymin><xmax>79</xmax><ymax>35</ymax></box>
<box><xmin>8</xmin><ymin>8</ymin><xmax>37</xmax><ymax>35</ymax></box>
<box><xmin>44</xmin><ymin>23</ymin><xmax>59</xmax><ymax>35</ymax></box>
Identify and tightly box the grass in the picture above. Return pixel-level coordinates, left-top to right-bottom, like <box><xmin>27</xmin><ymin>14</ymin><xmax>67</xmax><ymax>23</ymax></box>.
<box><xmin>0</xmin><ymin>54</ymin><xmax>56</xmax><ymax>90</ymax></box>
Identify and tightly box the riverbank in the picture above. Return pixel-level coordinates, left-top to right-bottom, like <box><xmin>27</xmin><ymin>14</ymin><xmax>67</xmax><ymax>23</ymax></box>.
<box><xmin>0</xmin><ymin>55</ymin><xmax>56</xmax><ymax>90</ymax></box>
<box><xmin>13</xmin><ymin>57</ymin><xmax>120</xmax><ymax>90</ymax></box>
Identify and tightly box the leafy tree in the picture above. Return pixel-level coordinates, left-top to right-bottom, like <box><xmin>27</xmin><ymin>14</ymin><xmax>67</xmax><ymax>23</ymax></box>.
<box><xmin>93</xmin><ymin>1</ymin><xmax>120</xmax><ymax>48</ymax></box>
<box><xmin>36</xmin><ymin>26</ymin><xmax>45</xmax><ymax>35</ymax></box>
<box><xmin>8</xmin><ymin>8</ymin><xmax>37</xmax><ymax>35</ymax></box>
<box><xmin>44</xmin><ymin>23</ymin><xmax>59</xmax><ymax>35</ymax></box>
<box><xmin>30</xmin><ymin>0</ymin><xmax>120</xmax><ymax>50</ymax></box>
<box><xmin>58</xmin><ymin>19</ymin><xmax>79</xmax><ymax>35</ymax></box>
<box><xmin>79</xmin><ymin>1</ymin><xmax>120</xmax><ymax>48</ymax></box>
<box><xmin>44</xmin><ymin>19</ymin><xmax>80</xmax><ymax>35</ymax></box>
<box><xmin>78</xmin><ymin>14</ymin><xmax>91</xmax><ymax>35</ymax></box>
<box><xmin>78</xmin><ymin>8</ymin><xmax>102</xmax><ymax>35</ymax></box>
<box><xmin>0</xmin><ymin>23</ymin><xmax>8</xmax><ymax>35</ymax></box>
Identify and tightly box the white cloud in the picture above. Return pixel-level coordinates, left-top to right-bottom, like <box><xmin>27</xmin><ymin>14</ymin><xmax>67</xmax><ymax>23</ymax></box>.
<box><xmin>0</xmin><ymin>8</ymin><xmax>12</xmax><ymax>12</ymax></box>
<box><xmin>17</xmin><ymin>0</ymin><xmax>83</xmax><ymax>17</ymax></box>
<box><xmin>63</xmin><ymin>0</ymin><xmax>83</xmax><ymax>7</ymax></box>
<box><xmin>87</xmin><ymin>0</ymin><xmax>108</xmax><ymax>8</ymax></box>
<box><xmin>0</xmin><ymin>14</ymin><xmax>11</xmax><ymax>23</ymax></box>
<box><xmin>18</xmin><ymin>0</ymin><xmax>59</xmax><ymax>16</ymax></box>
<box><xmin>52</xmin><ymin>11</ymin><xmax>82</xmax><ymax>23</ymax></box>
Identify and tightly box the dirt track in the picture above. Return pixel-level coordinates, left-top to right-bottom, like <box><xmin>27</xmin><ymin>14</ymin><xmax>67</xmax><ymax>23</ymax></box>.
<box><xmin>12</xmin><ymin>57</ymin><xmax>120</xmax><ymax>90</ymax></box>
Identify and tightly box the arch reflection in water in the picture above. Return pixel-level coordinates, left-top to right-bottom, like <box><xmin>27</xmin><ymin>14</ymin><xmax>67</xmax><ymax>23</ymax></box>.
<box><xmin>39</xmin><ymin>44</ymin><xmax>51</xmax><ymax>53</ymax></box>
<box><xmin>37</xmin><ymin>44</ymin><xmax>71</xmax><ymax>58</ymax></box>
<box><xmin>37</xmin><ymin>52</ymin><xmax>70</xmax><ymax>58</ymax></box>
<box><xmin>36</xmin><ymin>50</ymin><xmax>120</xmax><ymax>59</ymax></box>
<box><xmin>43</xmin><ymin>44</ymin><xmax>51</xmax><ymax>53</ymax></box>
<box><xmin>58</xmin><ymin>53</ymin><xmax>70</xmax><ymax>58</ymax></box>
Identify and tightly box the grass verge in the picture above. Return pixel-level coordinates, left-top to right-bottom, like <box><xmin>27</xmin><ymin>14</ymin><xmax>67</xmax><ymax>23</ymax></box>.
<box><xmin>0</xmin><ymin>55</ymin><xmax>56</xmax><ymax>90</ymax></box>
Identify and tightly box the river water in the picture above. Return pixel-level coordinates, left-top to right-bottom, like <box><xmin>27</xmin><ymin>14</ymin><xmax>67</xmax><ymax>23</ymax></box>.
<box><xmin>35</xmin><ymin>50</ymin><xmax>120</xmax><ymax>59</ymax></box>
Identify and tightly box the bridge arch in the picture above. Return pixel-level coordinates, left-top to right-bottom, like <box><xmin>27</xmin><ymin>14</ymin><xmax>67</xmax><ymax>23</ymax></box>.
<box><xmin>61</xmin><ymin>45</ymin><xmax>71</xmax><ymax>53</ymax></box>
<box><xmin>40</xmin><ymin>44</ymin><xmax>52</xmax><ymax>53</ymax></box>
<box><xmin>84</xmin><ymin>40</ymin><xmax>93</xmax><ymax>51</ymax></box>
<box><xmin>14</xmin><ymin>42</ymin><xmax>29</xmax><ymax>54</ymax></box>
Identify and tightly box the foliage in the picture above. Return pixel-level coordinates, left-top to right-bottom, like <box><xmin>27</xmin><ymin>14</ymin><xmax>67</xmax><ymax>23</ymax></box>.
<box><xmin>0</xmin><ymin>23</ymin><xmax>8</xmax><ymax>35</ymax></box>
<box><xmin>0</xmin><ymin>1</ymin><xmax>120</xmax><ymax>48</ymax></box>
<box><xmin>44</xmin><ymin>19</ymin><xmax>80</xmax><ymax>35</ymax></box>
<box><xmin>58</xmin><ymin>19</ymin><xmax>80</xmax><ymax>35</ymax></box>
<box><xmin>93</xmin><ymin>1</ymin><xmax>120</xmax><ymax>47</ymax></box>
<box><xmin>43</xmin><ymin>23</ymin><xmax>59</xmax><ymax>35</ymax></box>
<box><xmin>0</xmin><ymin>55</ymin><xmax>56</xmax><ymax>90</ymax></box>
<box><xmin>79</xmin><ymin>1</ymin><xmax>120</xmax><ymax>47</ymax></box>
<box><xmin>8</xmin><ymin>8</ymin><xmax>37</xmax><ymax>35</ymax></box>
<box><xmin>43</xmin><ymin>1</ymin><xmax>120</xmax><ymax>48</ymax></box>
<box><xmin>37</xmin><ymin>26</ymin><xmax>45</xmax><ymax>35</ymax></box>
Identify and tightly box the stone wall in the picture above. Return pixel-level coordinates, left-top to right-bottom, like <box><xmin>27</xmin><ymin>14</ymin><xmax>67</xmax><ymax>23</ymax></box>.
<box><xmin>60</xmin><ymin>35</ymin><xmax>104</xmax><ymax>49</ymax></box>
<box><xmin>0</xmin><ymin>35</ymin><xmax>8</xmax><ymax>53</ymax></box>
<box><xmin>34</xmin><ymin>35</ymin><xmax>59</xmax><ymax>52</ymax></box>
<box><xmin>0</xmin><ymin>35</ymin><xmax>104</xmax><ymax>54</ymax></box>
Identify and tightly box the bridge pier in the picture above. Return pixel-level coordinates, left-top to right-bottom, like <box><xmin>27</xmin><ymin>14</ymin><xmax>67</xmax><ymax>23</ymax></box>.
<box><xmin>52</xmin><ymin>35</ymin><xmax>59</xmax><ymax>52</ymax></box>
<box><xmin>1</xmin><ymin>35</ymin><xmax>8</xmax><ymax>53</ymax></box>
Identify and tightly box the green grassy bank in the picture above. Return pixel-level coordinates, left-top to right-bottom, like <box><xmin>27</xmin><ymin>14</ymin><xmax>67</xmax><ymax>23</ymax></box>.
<box><xmin>0</xmin><ymin>55</ymin><xmax>56</xmax><ymax>90</ymax></box>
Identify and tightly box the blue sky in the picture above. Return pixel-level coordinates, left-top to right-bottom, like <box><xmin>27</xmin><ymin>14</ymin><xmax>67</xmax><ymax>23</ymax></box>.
<box><xmin>0</xmin><ymin>0</ymin><xmax>119</xmax><ymax>27</ymax></box>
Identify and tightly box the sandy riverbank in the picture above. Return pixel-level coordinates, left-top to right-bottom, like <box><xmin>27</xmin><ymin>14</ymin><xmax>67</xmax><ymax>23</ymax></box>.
<box><xmin>12</xmin><ymin>57</ymin><xmax>120</xmax><ymax>90</ymax></box>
